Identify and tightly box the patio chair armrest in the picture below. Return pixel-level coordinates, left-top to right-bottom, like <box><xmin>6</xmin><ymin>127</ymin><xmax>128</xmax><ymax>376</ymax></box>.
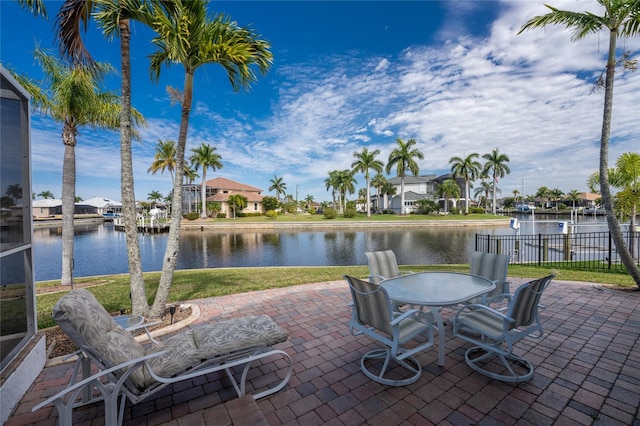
<box><xmin>454</xmin><ymin>303</ymin><xmax>513</xmax><ymax>323</ymax></box>
<box><xmin>368</xmin><ymin>274</ymin><xmax>386</xmax><ymax>284</ymax></box>
<box><xmin>390</xmin><ymin>308</ymin><xmax>431</xmax><ymax>326</ymax></box>
<box><xmin>32</xmin><ymin>351</ymin><xmax>165</xmax><ymax>413</ymax></box>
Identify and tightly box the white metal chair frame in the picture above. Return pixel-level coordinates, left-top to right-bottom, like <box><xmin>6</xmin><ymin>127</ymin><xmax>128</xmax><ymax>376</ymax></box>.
<box><xmin>345</xmin><ymin>275</ymin><xmax>435</xmax><ymax>386</ymax></box>
<box><xmin>452</xmin><ymin>274</ymin><xmax>555</xmax><ymax>382</ymax></box>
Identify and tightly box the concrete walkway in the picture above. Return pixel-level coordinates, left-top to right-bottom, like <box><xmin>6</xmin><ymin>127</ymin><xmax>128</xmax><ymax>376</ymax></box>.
<box><xmin>7</xmin><ymin>278</ymin><xmax>640</xmax><ymax>425</ymax></box>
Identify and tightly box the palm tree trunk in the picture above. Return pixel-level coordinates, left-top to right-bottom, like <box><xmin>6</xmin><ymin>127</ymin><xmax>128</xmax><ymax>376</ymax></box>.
<box><xmin>365</xmin><ymin>175</ymin><xmax>371</xmax><ymax>217</ymax></box>
<box><xmin>400</xmin><ymin>176</ymin><xmax>405</xmax><ymax>214</ymax></box>
<box><xmin>465</xmin><ymin>181</ymin><xmax>470</xmax><ymax>214</ymax></box>
<box><xmin>60</xmin><ymin>125</ymin><xmax>76</xmax><ymax>286</ymax></box>
<box><xmin>152</xmin><ymin>71</ymin><xmax>193</xmax><ymax>317</ymax></box>
<box><xmin>119</xmin><ymin>19</ymin><xmax>148</xmax><ymax>315</ymax></box>
<box><xmin>200</xmin><ymin>169</ymin><xmax>207</xmax><ymax>219</ymax></box>
<box><xmin>599</xmin><ymin>30</ymin><xmax>640</xmax><ymax>286</ymax></box>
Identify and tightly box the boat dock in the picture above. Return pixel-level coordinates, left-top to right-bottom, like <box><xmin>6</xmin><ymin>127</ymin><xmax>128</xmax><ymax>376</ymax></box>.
<box><xmin>113</xmin><ymin>217</ymin><xmax>169</xmax><ymax>233</ymax></box>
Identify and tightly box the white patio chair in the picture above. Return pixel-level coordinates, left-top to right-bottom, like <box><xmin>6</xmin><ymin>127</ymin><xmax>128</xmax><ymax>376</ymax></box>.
<box><xmin>365</xmin><ymin>250</ymin><xmax>414</xmax><ymax>284</ymax></box>
<box><xmin>452</xmin><ymin>274</ymin><xmax>555</xmax><ymax>382</ymax></box>
<box><xmin>345</xmin><ymin>275</ymin><xmax>436</xmax><ymax>386</ymax></box>
<box><xmin>469</xmin><ymin>251</ymin><xmax>511</xmax><ymax>306</ymax></box>
<box><xmin>32</xmin><ymin>289</ymin><xmax>292</xmax><ymax>426</ymax></box>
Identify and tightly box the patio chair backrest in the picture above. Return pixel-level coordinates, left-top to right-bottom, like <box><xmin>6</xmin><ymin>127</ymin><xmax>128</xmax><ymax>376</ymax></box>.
<box><xmin>470</xmin><ymin>251</ymin><xmax>510</xmax><ymax>299</ymax></box>
<box><xmin>53</xmin><ymin>289</ymin><xmax>148</xmax><ymax>390</ymax></box>
<box><xmin>346</xmin><ymin>275</ymin><xmax>393</xmax><ymax>336</ymax></box>
<box><xmin>365</xmin><ymin>250</ymin><xmax>401</xmax><ymax>283</ymax></box>
<box><xmin>507</xmin><ymin>275</ymin><xmax>554</xmax><ymax>330</ymax></box>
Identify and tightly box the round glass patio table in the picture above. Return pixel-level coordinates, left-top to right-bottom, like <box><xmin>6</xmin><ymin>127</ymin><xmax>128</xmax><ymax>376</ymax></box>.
<box><xmin>380</xmin><ymin>272</ymin><xmax>495</xmax><ymax>366</ymax></box>
<box><xmin>113</xmin><ymin>315</ymin><xmax>144</xmax><ymax>330</ymax></box>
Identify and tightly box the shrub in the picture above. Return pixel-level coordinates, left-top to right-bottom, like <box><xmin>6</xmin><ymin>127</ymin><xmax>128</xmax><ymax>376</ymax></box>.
<box><xmin>323</xmin><ymin>208</ymin><xmax>338</xmax><ymax>219</ymax></box>
<box><xmin>343</xmin><ymin>208</ymin><xmax>357</xmax><ymax>218</ymax></box>
<box><xmin>266</xmin><ymin>210</ymin><xmax>278</xmax><ymax>219</ymax></box>
<box><xmin>216</xmin><ymin>212</ymin><xmax>227</xmax><ymax>219</ymax></box>
<box><xmin>183</xmin><ymin>212</ymin><xmax>200</xmax><ymax>220</ymax></box>
<box><xmin>469</xmin><ymin>207</ymin><xmax>485</xmax><ymax>214</ymax></box>
<box><xmin>449</xmin><ymin>206</ymin><xmax>460</xmax><ymax>215</ymax></box>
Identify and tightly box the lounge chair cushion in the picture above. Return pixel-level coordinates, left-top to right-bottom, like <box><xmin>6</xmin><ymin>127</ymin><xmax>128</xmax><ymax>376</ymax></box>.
<box><xmin>53</xmin><ymin>289</ymin><xmax>289</xmax><ymax>390</ymax></box>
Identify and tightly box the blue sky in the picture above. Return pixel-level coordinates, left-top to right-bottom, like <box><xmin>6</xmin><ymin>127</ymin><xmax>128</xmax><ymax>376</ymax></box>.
<box><xmin>1</xmin><ymin>0</ymin><xmax>639</xmax><ymax>204</ymax></box>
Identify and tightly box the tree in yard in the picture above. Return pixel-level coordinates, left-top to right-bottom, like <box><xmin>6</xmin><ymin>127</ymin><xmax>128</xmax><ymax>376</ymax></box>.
<box><xmin>206</xmin><ymin>201</ymin><xmax>222</xmax><ymax>218</ymax></box>
<box><xmin>144</xmin><ymin>0</ymin><xmax>272</xmax><ymax>317</ymax></box>
<box><xmin>38</xmin><ymin>190</ymin><xmax>55</xmax><ymax>199</ymax></box>
<box><xmin>535</xmin><ymin>186</ymin><xmax>552</xmax><ymax>209</ymax></box>
<box><xmin>567</xmin><ymin>189</ymin><xmax>581</xmax><ymax>211</ymax></box>
<box><xmin>351</xmin><ymin>147</ymin><xmax>383</xmax><ymax>217</ymax></box>
<box><xmin>12</xmin><ymin>49</ymin><xmax>143</xmax><ymax>286</ymax></box>
<box><xmin>381</xmin><ymin>181</ymin><xmax>396</xmax><ymax>211</ymax></box>
<box><xmin>474</xmin><ymin>180</ymin><xmax>493</xmax><ymax>211</ymax></box>
<box><xmin>268</xmin><ymin>175</ymin><xmax>287</xmax><ymax>202</ymax></box>
<box><xmin>481</xmin><ymin>148</ymin><xmax>510</xmax><ymax>215</ymax></box>
<box><xmin>386</xmin><ymin>137</ymin><xmax>424</xmax><ymax>214</ymax></box>
<box><xmin>148</xmin><ymin>190</ymin><xmax>163</xmax><ymax>208</ymax></box>
<box><xmin>519</xmin><ymin>0</ymin><xmax>640</xmax><ymax>285</ymax></box>
<box><xmin>550</xmin><ymin>188</ymin><xmax>565</xmax><ymax>211</ymax></box>
<box><xmin>436</xmin><ymin>179</ymin><xmax>461</xmax><ymax>213</ymax></box>
<box><xmin>190</xmin><ymin>143</ymin><xmax>223</xmax><ymax>219</ymax></box>
<box><xmin>325</xmin><ymin>170</ymin><xmax>340</xmax><ymax>210</ymax></box>
<box><xmin>262</xmin><ymin>196</ymin><xmax>278</xmax><ymax>212</ymax></box>
<box><xmin>304</xmin><ymin>194</ymin><xmax>314</xmax><ymax>210</ymax></box>
<box><xmin>370</xmin><ymin>173</ymin><xmax>387</xmax><ymax>213</ymax></box>
<box><xmin>449</xmin><ymin>153</ymin><xmax>482</xmax><ymax>214</ymax></box>
<box><xmin>228</xmin><ymin>194</ymin><xmax>248</xmax><ymax>219</ymax></box>
<box><xmin>148</xmin><ymin>140</ymin><xmax>178</xmax><ymax>185</ymax></box>
<box><xmin>336</xmin><ymin>169</ymin><xmax>357</xmax><ymax>214</ymax></box>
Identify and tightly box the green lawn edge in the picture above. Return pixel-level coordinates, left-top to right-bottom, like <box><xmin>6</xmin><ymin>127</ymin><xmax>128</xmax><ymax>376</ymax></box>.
<box><xmin>35</xmin><ymin>264</ymin><xmax>636</xmax><ymax>329</ymax></box>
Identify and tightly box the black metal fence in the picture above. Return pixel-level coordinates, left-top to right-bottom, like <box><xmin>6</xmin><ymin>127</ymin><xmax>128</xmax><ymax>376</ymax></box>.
<box><xmin>476</xmin><ymin>231</ymin><xmax>640</xmax><ymax>272</ymax></box>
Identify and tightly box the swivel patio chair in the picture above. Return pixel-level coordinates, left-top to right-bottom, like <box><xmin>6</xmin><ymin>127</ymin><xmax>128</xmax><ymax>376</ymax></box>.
<box><xmin>345</xmin><ymin>275</ymin><xmax>436</xmax><ymax>386</ymax></box>
<box><xmin>453</xmin><ymin>274</ymin><xmax>555</xmax><ymax>382</ymax></box>
<box><xmin>468</xmin><ymin>251</ymin><xmax>511</xmax><ymax>306</ymax></box>
<box><xmin>32</xmin><ymin>289</ymin><xmax>292</xmax><ymax>426</ymax></box>
<box><xmin>365</xmin><ymin>250</ymin><xmax>414</xmax><ymax>284</ymax></box>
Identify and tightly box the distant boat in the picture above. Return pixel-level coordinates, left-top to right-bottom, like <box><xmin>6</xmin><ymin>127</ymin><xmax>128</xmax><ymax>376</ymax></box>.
<box><xmin>516</xmin><ymin>204</ymin><xmax>536</xmax><ymax>213</ymax></box>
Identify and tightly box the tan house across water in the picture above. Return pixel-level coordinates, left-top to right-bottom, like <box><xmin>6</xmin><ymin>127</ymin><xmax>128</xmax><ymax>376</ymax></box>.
<box><xmin>182</xmin><ymin>177</ymin><xmax>265</xmax><ymax>218</ymax></box>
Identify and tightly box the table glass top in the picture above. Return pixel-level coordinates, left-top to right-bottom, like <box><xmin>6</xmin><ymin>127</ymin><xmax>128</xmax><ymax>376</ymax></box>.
<box><xmin>380</xmin><ymin>272</ymin><xmax>495</xmax><ymax>306</ymax></box>
<box><xmin>113</xmin><ymin>315</ymin><xmax>144</xmax><ymax>329</ymax></box>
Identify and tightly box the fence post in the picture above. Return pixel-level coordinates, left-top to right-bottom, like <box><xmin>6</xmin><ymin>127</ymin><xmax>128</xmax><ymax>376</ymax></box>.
<box><xmin>608</xmin><ymin>232</ymin><xmax>612</xmax><ymax>270</ymax></box>
<box><xmin>538</xmin><ymin>234</ymin><xmax>542</xmax><ymax>266</ymax></box>
<box><xmin>496</xmin><ymin>239</ymin><xmax>502</xmax><ymax>255</ymax></box>
<box><xmin>563</xmin><ymin>234</ymin><xmax>571</xmax><ymax>261</ymax></box>
<box><xmin>543</xmin><ymin>238</ymin><xmax>548</xmax><ymax>261</ymax></box>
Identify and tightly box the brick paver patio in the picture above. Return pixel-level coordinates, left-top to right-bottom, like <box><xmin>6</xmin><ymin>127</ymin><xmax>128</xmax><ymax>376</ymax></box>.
<box><xmin>6</xmin><ymin>278</ymin><xmax>640</xmax><ymax>425</ymax></box>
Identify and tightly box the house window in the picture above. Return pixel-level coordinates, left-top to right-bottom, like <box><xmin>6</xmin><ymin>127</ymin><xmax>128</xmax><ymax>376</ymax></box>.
<box><xmin>254</xmin><ymin>203</ymin><xmax>258</xmax><ymax>211</ymax></box>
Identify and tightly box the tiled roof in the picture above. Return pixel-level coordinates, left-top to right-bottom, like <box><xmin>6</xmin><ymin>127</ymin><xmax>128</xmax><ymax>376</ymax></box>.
<box><xmin>205</xmin><ymin>177</ymin><xmax>262</xmax><ymax>193</ymax></box>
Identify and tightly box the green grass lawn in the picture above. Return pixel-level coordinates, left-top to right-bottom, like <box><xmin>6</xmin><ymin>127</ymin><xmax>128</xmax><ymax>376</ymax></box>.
<box><xmin>35</xmin><ymin>264</ymin><xmax>637</xmax><ymax>329</ymax></box>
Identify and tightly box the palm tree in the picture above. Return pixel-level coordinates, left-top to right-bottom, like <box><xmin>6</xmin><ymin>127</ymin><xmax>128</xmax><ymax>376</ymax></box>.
<box><xmin>535</xmin><ymin>186</ymin><xmax>552</xmax><ymax>209</ymax></box>
<box><xmin>228</xmin><ymin>194</ymin><xmax>248</xmax><ymax>219</ymax></box>
<box><xmin>519</xmin><ymin>0</ymin><xmax>640</xmax><ymax>285</ymax></box>
<box><xmin>38</xmin><ymin>190</ymin><xmax>55</xmax><ymax>199</ymax></box>
<box><xmin>190</xmin><ymin>143</ymin><xmax>223</xmax><ymax>219</ymax></box>
<box><xmin>74</xmin><ymin>196</ymin><xmax>83</xmax><ymax>203</ymax></box>
<box><xmin>325</xmin><ymin>170</ymin><xmax>340</xmax><ymax>210</ymax></box>
<box><xmin>436</xmin><ymin>179</ymin><xmax>461</xmax><ymax>213</ymax></box>
<box><xmin>351</xmin><ymin>147</ymin><xmax>383</xmax><ymax>217</ymax></box>
<box><xmin>145</xmin><ymin>1</ymin><xmax>272</xmax><ymax>317</ymax></box>
<box><xmin>336</xmin><ymin>169</ymin><xmax>357</xmax><ymax>213</ymax></box>
<box><xmin>381</xmin><ymin>181</ymin><xmax>396</xmax><ymax>212</ymax></box>
<box><xmin>148</xmin><ymin>190</ymin><xmax>163</xmax><ymax>208</ymax></box>
<box><xmin>449</xmin><ymin>153</ymin><xmax>482</xmax><ymax>214</ymax></box>
<box><xmin>12</xmin><ymin>49</ymin><xmax>141</xmax><ymax>286</ymax></box>
<box><xmin>567</xmin><ymin>189</ymin><xmax>581</xmax><ymax>211</ymax></box>
<box><xmin>386</xmin><ymin>137</ymin><xmax>424</xmax><ymax>214</ymax></box>
<box><xmin>269</xmin><ymin>175</ymin><xmax>287</xmax><ymax>202</ymax></box>
<box><xmin>148</xmin><ymin>139</ymin><xmax>177</xmax><ymax>185</ymax></box>
<box><xmin>482</xmin><ymin>148</ymin><xmax>510</xmax><ymax>214</ymax></box>
<box><xmin>304</xmin><ymin>194</ymin><xmax>314</xmax><ymax>210</ymax></box>
<box><xmin>512</xmin><ymin>189</ymin><xmax>520</xmax><ymax>209</ymax></box>
<box><xmin>370</xmin><ymin>173</ymin><xmax>387</xmax><ymax>213</ymax></box>
<box><xmin>56</xmin><ymin>0</ymin><xmax>178</xmax><ymax>315</ymax></box>
<box><xmin>550</xmin><ymin>188</ymin><xmax>565</xmax><ymax>211</ymax></box>
<box><xmin>474</xmin><ymin>180</ymin><xmax>493</xmax><ymax>211</ymax></box>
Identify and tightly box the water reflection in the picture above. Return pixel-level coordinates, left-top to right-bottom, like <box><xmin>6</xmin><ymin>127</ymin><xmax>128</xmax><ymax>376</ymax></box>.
<box><xmin>33</xmin><ymin>215</ymin><xmax>610</xmax><ymax>282</ymax></box>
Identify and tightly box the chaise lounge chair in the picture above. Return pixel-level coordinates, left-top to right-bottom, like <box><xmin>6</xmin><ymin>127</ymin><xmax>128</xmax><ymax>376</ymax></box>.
<box><xmin>31</xmin><ymin>289</ymin><xmax>292</xmax><ymax>426</ymax></box>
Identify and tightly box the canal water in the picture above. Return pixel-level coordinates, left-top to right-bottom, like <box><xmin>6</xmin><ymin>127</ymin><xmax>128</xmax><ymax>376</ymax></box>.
<box><xmin>33</xmin><ymin>215</ymin><xmax>609</xmax><ymax>282</ymax></box>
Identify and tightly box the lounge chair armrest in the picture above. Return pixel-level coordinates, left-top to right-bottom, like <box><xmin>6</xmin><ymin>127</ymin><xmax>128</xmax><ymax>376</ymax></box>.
<box><xmin>128</xmin><ymin>321</ymin><xmax>163</xmax><ymax>343</ymax></box>
<box><xmin>32</xmin><ymin>351</ymin><xmax>165</xmax><ymax>413</ymax></box>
